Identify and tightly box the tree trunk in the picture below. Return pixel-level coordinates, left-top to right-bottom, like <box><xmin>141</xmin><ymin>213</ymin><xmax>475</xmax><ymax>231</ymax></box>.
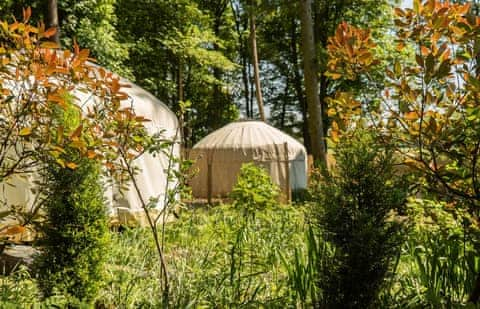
<box><xmin>290</xmin><ymin>17</ymin><xmax>311</xmax><ymax>153</ymax></box>
<box><xmin>280</xmin><ymin>78</ymin><xmax>288</xmax><ymax>129</ymax></box>
<box><xmin>46</xmin><ymin>0</ymin><xmax>60</xmax><ymax>45</ymax></box>
<box><xmin>319</xmin><ymin>73</ymin><xmax>329</xmax><ymax>151</ymax></box>
<box><xmin>248</xmin><ymin>62</ymin><xmax>255</xmax><ymax>118</ymax></box>
<box><xmin>299</xmin><ymin>0</ymin><xmax>326</xmax><ymax>165</ymax></box>
<box><xmin>177</xmin><ymin>62</ymin><xmax>188</xmax><ymax>148</ymax></box>
<box><xmin>249</xmin><ymin>10</ymin><xmax>266</xmax><ymax>122</ymax></box>
<box><xmin>212</xmin><ymin>11</ymin><xmax>224</xmax><ymax>129</ymax></box>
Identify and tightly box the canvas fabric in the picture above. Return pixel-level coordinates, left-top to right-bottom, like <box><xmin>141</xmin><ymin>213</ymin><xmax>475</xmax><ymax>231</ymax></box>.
<box><xmin>189</xmin><ymin>121</ymin><xmax>308</xmax><ymax>198</ymax></box>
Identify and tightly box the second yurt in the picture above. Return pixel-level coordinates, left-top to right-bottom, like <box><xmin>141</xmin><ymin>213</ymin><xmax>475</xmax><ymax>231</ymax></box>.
<box><xmin>189</xmin><ymin>120</ymin><xmax>307</xmax><ymax>201</ymax></box>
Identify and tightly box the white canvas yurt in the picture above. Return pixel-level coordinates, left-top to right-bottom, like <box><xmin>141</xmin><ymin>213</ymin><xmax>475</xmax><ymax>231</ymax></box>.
<box><xmin>189</xmin><ymin>120</ymin><xmax>307</xmax><ymax>201</ymax></box>
<box><xmin>0</xmin><ymin>70</ymin><xmax>180</xmax><ymax>227</ymax></box>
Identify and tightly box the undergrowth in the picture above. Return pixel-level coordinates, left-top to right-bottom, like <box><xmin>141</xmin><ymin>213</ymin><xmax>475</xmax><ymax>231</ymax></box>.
<box><xmin>0</xmin><ymin>204</ymin><xmax>306</xmax><ymax>308</ymax></box>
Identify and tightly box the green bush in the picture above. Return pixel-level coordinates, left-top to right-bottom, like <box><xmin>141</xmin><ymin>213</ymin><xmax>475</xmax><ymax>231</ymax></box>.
<box><xmin>35</xmin><ymin>152</ymin><xmax>109</xmax><ymax>304</ymax></box>
<box><xmin>311</xmin><ymin>130</ymin><xmax>408</xmax><ymax>308</ymax></box>
<box><xmin>230</xmin><ymin>163</ymin><xmax>280</xmax><ymax>214</ymax></box>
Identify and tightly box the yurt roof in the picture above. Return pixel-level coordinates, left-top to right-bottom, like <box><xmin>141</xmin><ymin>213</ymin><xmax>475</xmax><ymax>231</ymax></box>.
<box><xmin>84</xmin><ymin>63</ymin><xmax>179</xmax><ymax>138</ymax></box>
<box><xmin>192</xmin><ymin>120</ymin><xmax>306</xmax><ymax>160</ymax></box>
<box><xmin>117</xmin><ymin>78</ymin><xmax>178</xmax><ymax>136</ymax></box>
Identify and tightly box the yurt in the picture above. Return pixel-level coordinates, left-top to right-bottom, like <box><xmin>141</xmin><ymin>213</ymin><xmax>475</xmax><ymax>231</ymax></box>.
<box><xmin>189</xmin><ymin>120</ymin><xmax>307</xmax><ymax>201</ymax></box>
<box><xmin>0</xmin><ymin>67</ymin><xmax>180</xmax><ymax>227</ymax></box>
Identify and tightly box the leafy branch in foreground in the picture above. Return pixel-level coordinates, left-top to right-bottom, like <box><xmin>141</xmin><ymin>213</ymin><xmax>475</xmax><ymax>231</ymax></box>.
<box><xmin>0</xmin><ymin>8</ymin><xmax>174</xmax><ymax>303</ymax></box>
<box><xmin>110</xmin><ymin>100</ymin><xmax>193</xmax><ymax>304</ymax></box>
<box><xmin>325</xmin><ymin>0</ymin><xmax>480</xmax><ymax>303</ymax></box>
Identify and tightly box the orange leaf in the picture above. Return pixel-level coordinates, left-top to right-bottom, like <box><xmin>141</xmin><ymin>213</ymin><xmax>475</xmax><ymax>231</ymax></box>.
<box><xmin>66</xmin><ymin>162</ymin><xmax>78</xmax><ymax>169</ymax></box>
<box><xmin>70</xmin><ymin>124</ymin><xmax>83</xmax><ymax>139</ymax></box>
<box><xmin>87</xmin><ymin>150</ymin><xmax>97</xmax><ymax>159</ymax></box>
<box><xmin>394</xmin><ymin>8</ymin><xmax>405</xmax><ymax>17</ymax></box>
<box><xmin>405</xmin><ymin>111</ymin><xmax>419</xmax><ymax>121</ymax></box>
<box><xmin>326</xmin><ymin>72</ymin><xmax>342</xmax><ymax>80</ymax></box>
<box><xmin>458</xmin><ymin>3</ymin><xmax>471</xmax><ymax>15</ymax></box>
<box><xmin>327</xmin><ymin>108</ymin><xmax>337</xmax><ymax>117</ymax></box>
<box><xmin>330</xmin><ymin>130</ymin><xmax>340</xmax><ymax>143</ymax></box>
<box><xmin>41</xmin><ymin>41</ymin><xmax>59</xmax><ymax>49</ymax></box>
<box><xmin>43</xmin><ymin>27</ymin><xmax>57</xmax><ymax>39</ymax></box>
<box><xmin>48</xmin><ymin>93</ymin><xmax>67</xmax><ymax>108</ymax></box>
<box><xmin>23</xmin><ymin>7</ymin><xmax>31</xmax><ymax>23</ymax></box>
<box><xmin>420</xmin><ymin>46</ymin><xmax>430</xmax><ymax>56</ymax></box>
<box><xmin>3</xmin><ymin>225</ymin><xmax>26</xmax><ymax>236</ymax></box>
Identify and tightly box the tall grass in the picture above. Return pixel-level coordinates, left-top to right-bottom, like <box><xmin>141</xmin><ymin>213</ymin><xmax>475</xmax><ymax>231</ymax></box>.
<box><xmin>163</xmin><ymin>204</ymin><xmax>306</xmax><ymax>307</ymax></box>
<box><xmin>381</xmin><ymin>199</ymin><xmax>480</xmax><ymax>308</ymax></box>
<box><xmin>2</xmin><ymin>198</ymin><xmax>477</xmax><ymax>308</ymax></box>
<box><xmin>33</xmin><ymin>203</ymin><xmax>303</xmax><ymax>308</ymax></box>
<box><xmin>280</xmin><ymin>225</ymin><xmax>334</xmax><ymax>307</ymax></box>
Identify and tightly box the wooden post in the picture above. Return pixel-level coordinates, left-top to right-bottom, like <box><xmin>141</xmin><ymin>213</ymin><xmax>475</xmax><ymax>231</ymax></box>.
<box><xmin>207</xmin><ymin>160</ymin><xmax>212</xmax><ymax>205</ymax></box>
<box><xmin>284</xmin><ymin>142</ymin><xmax>291</xmax><ymax>202</ymax></box>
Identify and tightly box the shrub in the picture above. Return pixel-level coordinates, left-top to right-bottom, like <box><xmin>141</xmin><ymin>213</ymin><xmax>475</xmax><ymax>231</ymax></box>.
<box><xmin>230</xmin><ymin>163</ymin><xmax>280</xmax><ymax>214</ymax></box>
<box><xmin>35</xmin><ymin>152</ymin><xmax>109</xmax><ymax>304</ymax></box>
<box><xmin>312</xmin><ymin>130</ymin><xmax>408</xmax><ymax>308</ymax></box>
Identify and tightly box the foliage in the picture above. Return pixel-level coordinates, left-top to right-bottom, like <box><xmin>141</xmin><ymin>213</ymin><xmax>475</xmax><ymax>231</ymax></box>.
<box><xmin>311</xmin><ymin>130</ymin><xmax>408</xmax><ymax>308</ymax></box>
<box><xmin>58</xmin><ymin>0</ymin><xmax>129</xmax><ymax>75</ymax></box>
<box><xmin>381</xmin><ymin>198</ymin><xmax>480</xmax><ymax>307</ymax></box>
<box><xmin>115</xmin><ymin>0</ymin><xmax>238</xmax><ymax>146</ymax></box>
<box><xmin>0</xmin><ymin>9</ymin><xmax>153</xmax><ymax>241</ymax></box>
<box><xmin>254</xmin><ymin>0</ymin><xmax>400</xmax><ymax>151</ymax></box>
<box><xmin>35</xmin><ymin>152</ymin><xmax>109</xmax><ymax>303</ymax></box>
<box><xmin>0</xmin><ymin>9</ymin><xmax>150</xmax><ymax>180</ymax></box>
<box><xmin>230</xmin><ymin>163</ymin><xmax>280</xmax><ymax>214</ymax></box>
<box><xmin>114</xmin><ymin>123</ymin><xmax>191</xmax><ymax>302</ymax></box>
<box><xmin>0</xmin><ymin>0</ymin><xmax>129</xmax><ymax>76</ymax></box>
<box><xmin>280</xmin><ymin>224</ymin><xmax>333</xmax><ymax>308</ymax></box>
<box><xmin>326</xmin><ymin>21</ymin><xmax>380</xmax><ymax>81</ymax></box>
<box><xmin>327</xmin><ymin>0</ymin><xmax>480</xmax><ymax>212</ymax></box>
<box><xmin>326</xmin><ymin>2</ymin><xmax>480</xmax><ymax>300</ymax></box>
<box><xmin>1</xmin><ymin>204</ymin><xmax>306</xmax><ymax>307</ymax></box>
<box><xmin>0</xmin><ymin>265</ymin><xmax>86</xmax><ymax>307</ymax></box>
<box><xmin>161</xmin><ymin>204</ymin><xmax>305</xmax><ymax>307</ymax></box>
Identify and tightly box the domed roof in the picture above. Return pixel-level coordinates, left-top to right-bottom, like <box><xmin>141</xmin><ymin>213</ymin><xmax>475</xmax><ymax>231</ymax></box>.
<box><xmin>192</xmin><ymin>120</ymin><xmax>306</xmax><ymax>161</ymax></box>
<box><xmin>117</xmin><ymin>78</ymin><xmax>179</xmax><ymax>138</ymax></box>
<box><xmin>80</xmin><ymin>63</ymin><xmax>179</xmax><ymax>138</ymax></box>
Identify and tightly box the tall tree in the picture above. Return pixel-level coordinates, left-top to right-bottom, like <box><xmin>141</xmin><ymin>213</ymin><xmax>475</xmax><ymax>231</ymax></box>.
<box><xmin>251</xmin><ymin>0</ymin><xmax>396</xmax><ymax>155</ymax></box>
<box><xmin>299</xmin><ymin>0</ymin><xmax>326</xmax><ymax>164</ymax></box>
<box><xmin>259</xmin><ymin>1</ymin><xmax>311</xmax><ymax>148</ymax></box>
<box><xmin>231</xmin><ymin>0</ymin><xmax>253</xmax><ymax>118</ymax></box>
